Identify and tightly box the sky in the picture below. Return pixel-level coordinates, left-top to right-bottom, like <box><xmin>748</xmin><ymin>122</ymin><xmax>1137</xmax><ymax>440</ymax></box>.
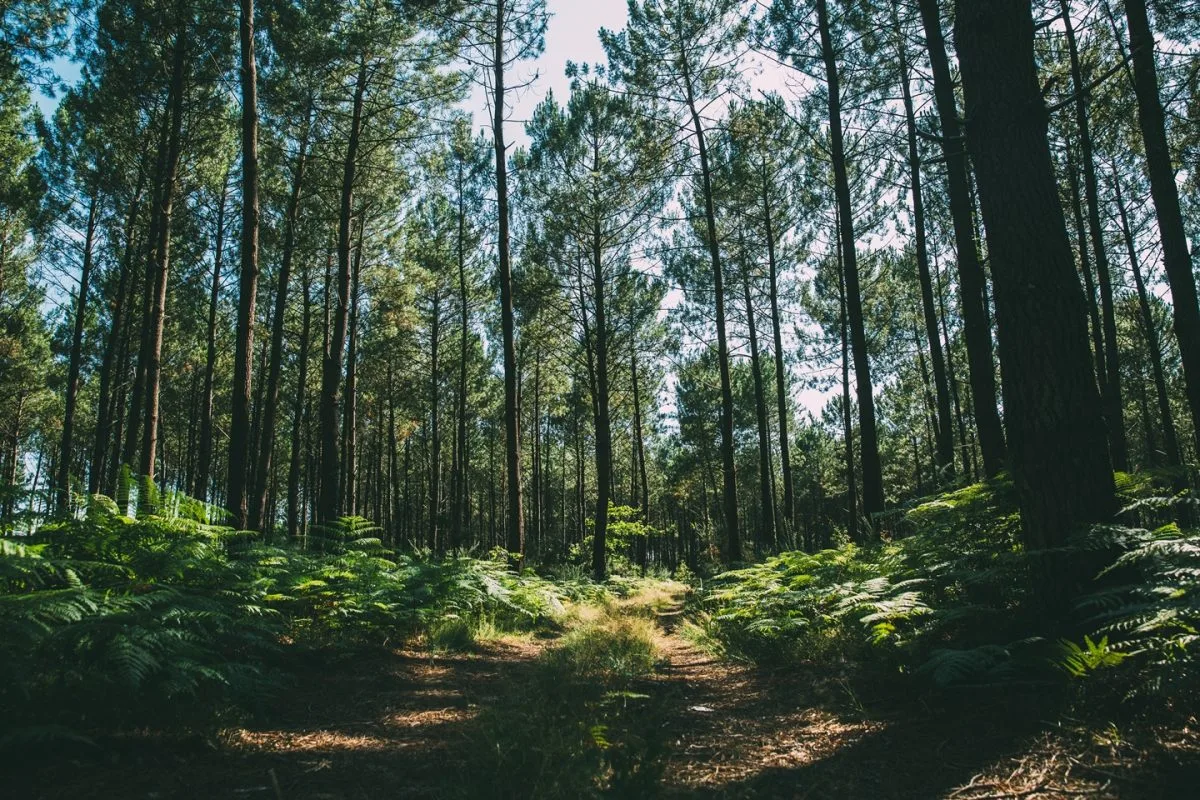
<box><xmin>465</xmin><ymin>0</ymin><xmax>631</xmax><ymax>148</ymax></box>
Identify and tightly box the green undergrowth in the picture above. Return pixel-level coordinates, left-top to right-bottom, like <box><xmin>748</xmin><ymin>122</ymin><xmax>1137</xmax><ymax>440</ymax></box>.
<box><xmin>692</xmin><ymin>472</ymin><xmax>1200</xmax><ymax>708</ymax></box>
<box><xmin>463</xmin><ymin>597</ymin><xmax>666</xmax><ymax>798</ymax></box>
<box><xmin>0</xmin><ymin>497</ymin><xmax>598</xmax><ymax>749</ymax></box>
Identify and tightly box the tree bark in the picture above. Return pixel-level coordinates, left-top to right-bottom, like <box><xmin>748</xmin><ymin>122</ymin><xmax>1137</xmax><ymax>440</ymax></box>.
<box><xmin>287</xmin><ymin>264</ymin><xmax>313</xmax><ymax>539</ymax></box>
<box><xmin>740</xmin><ymin>246</ymin><xmax>777</xmax><ymax>552</ymax></box>
<box><xmin>227</xmin><ymin>0</ymin><xmax>260</xmax><ymax>530</ymax></box>
<box><xmin>55</xmin><ymin>194</ymin><xmax>99</xmax><ymax>514</ymax></box>
<box><xmin>1124</xmin><ymin>0</ymin><xmax>1200</xmax><ymax>457</ymax></box>
<box><xmin>139</xmin><ymin>27</ymin><xmax>187</xmax><ymax>507</ymax></box>
<box><xmin>896</xmin><ymin>33</ymin><xmax>954</xmax><ymax>478</ymax></box>
<box><xmin>590</xmin><ymin>214</ymin><xmax>611</xmax><ymax>581</ymax></box>
<box><xmin>90</xmin><ymin>162</ymin><xmax>145</xmax><ymax>497</ymax></box>
<box><xmin>1064</xmin><ymin>134</ymin><xmax>1109</xmax><ymax>396</ymax></box>
<box><xmin>429</xmin><ymin>289</ymin><xmax>441</xmax><ymax>551</ymax></box>
<box><xmin>1112</xmin><ymin>164</ymin><xmax>1181</xmax><ymax>467</ymax></box>
<box><xmin>954</xmin><ymin>0</ymin><xmax>1115</xmax><ymax>607</ymax></box>
<box><xmin>682</xmin><ymin>58</ymin><xmax>739</xmax><ymax>561</ymax></box>
<box><xmin>761</xmin><ymin>159</ymin><xmax>795</xmax><ymax>537</ymax></box>
<box><xmin>836</xmin><ymin>210</ymin><xmax>858</xmax><ymax>543</ymax></box>
<box><xmin>916</xmin><ymin>0</ymin><xmax>1007</xmax><ymax>476</ymax></box>
<box><xmin>318</xmin><ymin>57</ymin><xmax>367</xmax><ymax>523</ymax></box>
<box><xmin>493</xmin><ymin>0</ymin><xmax>524</xmax><ymax>560</ymax></box>
<box><xmin>1060</xmin><ymin>0</ymin><xmax>1127</xmax><ymax>470</ymax></box>
<box><xmin>817</xmin><ymin>0</ymin><xmax>883</xmax><ymax>519</ymax></box>
<box><xmin>250</xmin><ymin>102</ymin><xmax>311</xmax><ymax>532</ymax></box>
<box><xmin>342</xmin><ymin>222</ymin><xmax>364</xmax><ymax>517</ymax></box>
<box><xmin>451</xmin><ymin>159</ymin><xmax>470</xmax><ymax>550</ymax></box>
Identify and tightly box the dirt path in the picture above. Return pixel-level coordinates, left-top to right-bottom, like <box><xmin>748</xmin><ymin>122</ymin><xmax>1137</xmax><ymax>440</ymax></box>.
<box><xmin>9</xmin><ymin>587</ymin><xmax>1190</xmax><ymax>798</ymax></box>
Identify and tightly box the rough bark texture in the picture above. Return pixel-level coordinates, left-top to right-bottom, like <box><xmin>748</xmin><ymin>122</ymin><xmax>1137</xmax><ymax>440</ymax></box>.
<box><xmin>954</xmin><ymin>0</ymin><xmax>1115</xmax><ymax>605</ymax></box>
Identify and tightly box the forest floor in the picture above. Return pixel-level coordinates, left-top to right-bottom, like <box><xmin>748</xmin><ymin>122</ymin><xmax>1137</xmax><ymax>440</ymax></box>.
<box><xmin>7</xmin><ymin>582</ymin><xmax>1197</xmax><ymax>799</ymax></box>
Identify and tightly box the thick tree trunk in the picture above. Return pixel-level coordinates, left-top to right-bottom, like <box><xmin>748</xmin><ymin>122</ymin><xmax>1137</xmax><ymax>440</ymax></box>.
<box><xmin>817</xmin><ymin>0</ymin><xmax>883</xmax><ymax>519</ymax></box>
<box><xmin>227</xmin><ymin>0</ymin><xmax>260</xmax><ymax>530</ymax></box>
<box><xmin>917</xmin><ymin>0</ymin><xmax>1007</xmax><ymax>476</ymax></box>
<box><xmin>318</xmin><ymin>57</ymin><xmax>367</xmax><ymax>523</ymax></box>
<box><xmin>55</xmin><ymin>195</ymin><xmax>99</xmax><ymax>514</ymax></box>
<box><xmin>1124</xmin><ymin>0</ymin><xmax>1200</xmax><ymax>456</ymax></box>
<box><xmin>954</xmin><ymin>0</ymin><xmax>1115</xmax><ymax>607</ymax></box>
<box><xmin>493</xmin><ymin>0</ymin><xmax>524</xmax><ymax>560</ymax></box>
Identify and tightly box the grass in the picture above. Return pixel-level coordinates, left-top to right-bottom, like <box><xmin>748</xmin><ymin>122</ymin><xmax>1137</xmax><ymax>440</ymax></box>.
<box><xmin>461</xmin><ymin>591</ymin><xmax>667</xmax><ymax>798</ymax></box>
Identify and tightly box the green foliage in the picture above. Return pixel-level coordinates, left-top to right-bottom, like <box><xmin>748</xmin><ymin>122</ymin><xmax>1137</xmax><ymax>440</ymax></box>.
<box><xmin>0</xmin><ymin>504</ymin><xmax>584</xmax><ymax>746</ymax></box>
<box><xmin>544</xmin><ymin>617</ymin><xmax>658</xmax><ymax>683</ymax></box>
<box><xmin>464</xmin><ymin>607</ymin><xmax>663</xmax><ymax>798</ymax></box>
<box><xmin>694</xmin><ymin>477</ymin><xmax>1200</xmax><ymax>705</ymax></box>
<box><xmin>1057</xmin><ymin>636</ymin><xmax>1129</xmax><ymax>678</ymax></box>
<box><xmin>1074</xmin><ymin>500</ymin><xmax>1200</xmax><ymax>699</ymax></box>
<box><xmin>696</xmin><ymin>478</ymin><xmax>1029</xmax><ymax>673</ymax></box>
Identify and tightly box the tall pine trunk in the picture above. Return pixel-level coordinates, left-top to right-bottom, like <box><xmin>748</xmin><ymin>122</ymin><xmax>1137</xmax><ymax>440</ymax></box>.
<box><xmin>139</xmin><ymin>27</ymin><xmax>187</xmax><ymax>506</ymax></box>
<box><xmin>896</xmin><ymin>31</ymin><xmax>954</xmax><ymax>478</ymax></box>
<box><xmin>761</xmin><ymin>160</ymin><xmax>795</xmax><ymax>536</ymax></box>
<box><xmin>227</xmin><ymin>0</ymin><xmax>260</xmax><ymax>530</ymax></box>
<box><xmin>1124</xmin><ymin>0</ymin><xmax>1200</xmax><ymax>457</ymax></box>
<box><xmin>1113</xmin><ymin>165</ymin><xmax>1181</xmax><ymax>467</ymax></box>
<box><xmin>917</xmin><ymin>0</ymin><xmax>1007</xmax><ymax>476</ymax></box>
<box><xmin>817</xmin><ymin>0</ymin><xmax>883</xmax><ymax>519</ymax></box>
<box><xmin>493</xmin><ymin>0</ymin><xmax>524</xmax><ymax>560</ymax></box>
<box><xmin>740</xmin><ymin>248</ymin><xmax>777</xmax><ymax>552</ymax></box>
<box><xmin>318</xmin><ymin>58</ymin><xmax>367</xmax><ymax>523</ymax></box>
<box><xmin>287</xmin><ymin>265</ymin><xmax>313</xmax><ymax>539</ymax></box>
<box><xmin>55</xmin><ymin>194</ymin><xmax>98</xmax><ymax>514</ymax></box>
<box><xmin>250</xmin><ymin>103</ymin><xmax>311</xmax><ymax>532</ymax></box>
<box><xmin>683</xmin><ymin>61</ymin><xmax>739</xmax><ymax>561</ymax></box>
<box><xmin>954</xmin><ymin>0</ymin><xmax>1115</xmax><ymax>608</ymax></box>
<box><xmin>1060</xmin><ymin>0</ymin><xmax>1127</xmax><ymax>469</ymax></box>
